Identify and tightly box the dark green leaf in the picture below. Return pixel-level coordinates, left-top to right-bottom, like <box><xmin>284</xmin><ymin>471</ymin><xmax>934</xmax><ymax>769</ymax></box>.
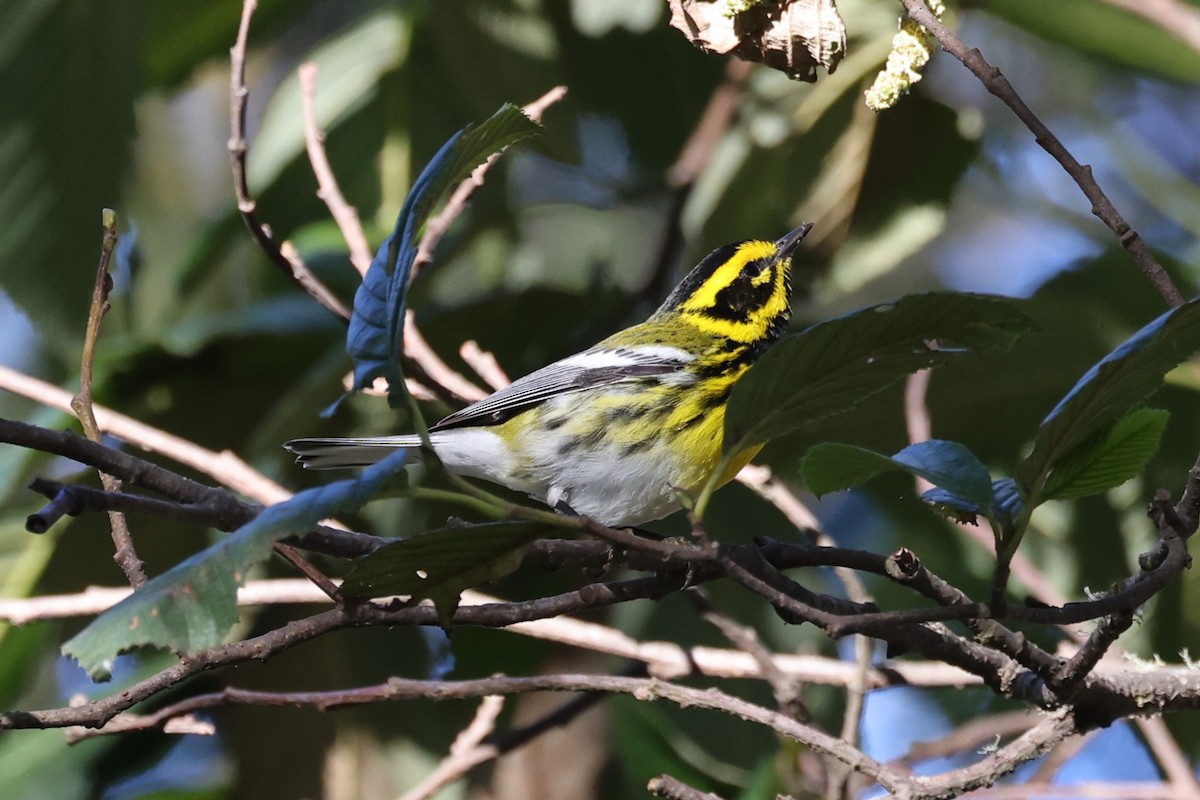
<box><xmin>341</xmin><ymin>521</ymin><xmax>552</xmax><ymax>626</ymax></box>
<box><xmin>923</xmin><ymin>478</ymin><xmax>1025</xmax><ymax>530</ymax></box>
<box><xmin>802</xmin><ymin>440</ymin><xmax>995</xmax><ymax>509</ymax></box>
<box><xmin>0</xmin><ymin>1</ymin><xmax>137</xmax><ymax>359</ymax></box>
<box><xmin>343</xmin><ymin>104</ymin><xmax>543</xmax><ymax>408</ymax></box>
<box><xmin>985</xmin><ymin>0</ymin><xmax>1200</xmax><ymax>84</ymax></box>
<box><xmin>1041</xmin><ymin>408</ymin><xmax>1169</xmax><ymax>500</ymax></box>
<box><xmin>143</xmin><ymin>0</ymin><xmax>309</xmax><ymax>89</ymax></box>
<box><xmin>62</xmin><ymin>451</ymin><xmax>409</xmax><ymax>680</ymax></box>
<box><xmin>725</xmin><ymin>293</ymin><xmax>1033</xmax><ymax>452</ymax></box>
<box><xmin>1017</xmin><ymin>299</ymin><xmax>1200</xmax><ymax>495</ymax></box>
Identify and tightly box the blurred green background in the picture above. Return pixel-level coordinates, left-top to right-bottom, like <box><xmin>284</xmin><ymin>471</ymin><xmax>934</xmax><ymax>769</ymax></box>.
<box><xmin>2</xmin><ymin>0</ymin><xmax>1200</xmax><ymax>797</ymax></box>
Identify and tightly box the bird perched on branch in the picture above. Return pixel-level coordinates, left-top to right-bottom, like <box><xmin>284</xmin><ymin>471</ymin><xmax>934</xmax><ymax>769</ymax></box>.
<box><xmin>286</xmin><ymin>224</ymin><xmax>812</xmax><ymax>527</ymax></box>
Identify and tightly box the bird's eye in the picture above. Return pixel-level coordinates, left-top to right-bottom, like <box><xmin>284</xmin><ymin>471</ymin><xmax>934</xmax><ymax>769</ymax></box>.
<box><xmin>748</xmin><ymin>262</ymin><xmax>773</xmax><ymax>287</ymax></box>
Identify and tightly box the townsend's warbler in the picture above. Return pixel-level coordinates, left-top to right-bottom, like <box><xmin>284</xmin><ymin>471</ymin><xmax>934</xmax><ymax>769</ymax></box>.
<box><xmin>286</xmin><ymin>224</ymin><xmax>812</xmax><ymax>527</ymax></box>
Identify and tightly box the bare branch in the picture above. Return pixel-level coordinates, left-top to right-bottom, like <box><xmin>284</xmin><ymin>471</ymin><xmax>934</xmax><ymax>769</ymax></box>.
<box><xmin>70</xmin><ymin>211</ymin><xmax>146</xmax><ymax>586</ymax></box>
<box><xmin>297</xmin><ymin>61</ymin><xmax>373</xmax><ymax>275</ymax></box>
<box><xmin>0</xmin><ymin>366</ymin><xmax>292</xmax><ymax>504</ymax></box>
<box><xmin>460</xmin><ymin>340</ymin><xmax>511</xmax><ymax>391</ymax></box>
<box><xmin>396</xmin><ymin>695</ymin><xmax>505</xmax><ymax>800</ymax></box>
<box><xmin>228</xmin><ymin>0</ymin><xmax>351</xmax><ymax>321</ymax></box>
<box><xmin>396</xmin><ymin>87</ymin><xmax>568</xmax><ymax>404</ymax></box>
<box><xmin>0</xmin><ymin>579</ymin><xmax>333</xmax><ymax>626</ymax></box>
<box><xmin>410</xmin><ymin>85</ymin><xmax>567</xmax><ymax>282</ymax></box>
<box><xmin>1137</xmin><ymin>716</ymin><xmax>1200</xmax><ymax>797</ymax></box>
<box><xmin>900</xmin><ymin>0</ymin><xmax>1184</xmax><ymax>308</ymax></box>
<box><xmin>648</xmin><ymin>774</ymin><xmax>726</xmax><ymax>800</ymax></box>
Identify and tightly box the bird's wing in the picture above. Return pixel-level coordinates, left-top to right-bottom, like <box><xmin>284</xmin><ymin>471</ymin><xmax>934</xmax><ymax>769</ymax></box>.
<box><xmin>432</xmin><ymin>345</ymin><xmax>695</xmax><ymax>431</ymax></box>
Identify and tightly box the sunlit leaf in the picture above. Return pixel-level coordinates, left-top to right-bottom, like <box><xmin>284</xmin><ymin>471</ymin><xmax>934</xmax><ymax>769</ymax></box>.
<box><xmin>341</xmin><ymin>521</ymin><xmax>551</xmax><ymax>626</ymax></box>
<box><xmin>343</xmin><ymin>104</ymin><xmax>543</xmax><ymax>408</ymax></box>
<box><xmin>725</xmin><ymin>293</ymin><xmax>1033</xmax><ymax>452</ymax></box>
<box><xmin>1017</xmin><ymin>299</ymin><xmax>1200</xmax><ymax>495</ymax></box>
<box><xmin>1041</xmin><ymin>408</ymin><xmax>1169</xmax><ymax>501</ymax></box>
<box><xmin>62</xmin><ymin>451</ymin><xmax>408</xmax><ymax>680</ymax></box>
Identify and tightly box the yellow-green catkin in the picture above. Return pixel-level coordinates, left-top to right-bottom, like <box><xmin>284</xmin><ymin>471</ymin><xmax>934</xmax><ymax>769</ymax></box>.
<box><xmin>724</xmin><ymin>0</ymin><xmax>766</xmax><ymax>15</ymax></box>
<box><xmin>865</xmin><ymin>0</ymin><xmax>946</xmax><ymax>111</ymax></box>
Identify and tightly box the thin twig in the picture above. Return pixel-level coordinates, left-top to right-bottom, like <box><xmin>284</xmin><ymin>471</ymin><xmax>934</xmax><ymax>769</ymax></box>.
<box><xmin>59</xmin><ymin>673</ymin><xmax>907</xmax><ymax>792</ymax></box>
<box><xmin>459</xmin><ymin>340</ymin><xmax>511</xmax><ymax>391</ymax></box>
<box><xmin>26</xmin><ymin>478</ymin><xmax>250</xmax><ymax>534</ymax></box>
<box><xmin>403</xmin><ymin>313</ymin><xmax>489</xmax><ymax>403</ymax></box>
<box><xmin>228</xmin><ymin>0</ymin><xmax>351</xmax><ymax>321</ymax></box>
<box><xmin>271</xmin><ymin>541</ymin><xmax>341</xmax><ymax>602</ymax></box>
<box><xmin>396</xmin><ymin>695</ymin><xmax>505</xmax><ymax>800</ymax></box>
<box><xmin>686</xmin><ymin>588</ymin><xmax>806</xmax><ymax>717</ymax></box>
<box><xmin>70</xmin><ymin>211</ymin><xmax>146</xmax><ymax>587</ymax></box>
<box><xmin>395</xmin><ymin>87</ymin><xmax>568</xmax><ymax>404</ymax></box>
<box><xmin>0</xmin><ymin>366</ymin><xmax>293</xmax><ymax>504</ymax></box>
<box><xmin>1137</xmin><ymin>716</ymin><xmax>1200</xmax><ymax>797</ymax></box>
<box><xmin>297</xmin><ymin>61</ymin><xmax>373</xmax><ymax>275</ymax></box>
<box><xmin>901</xmin><ymin>0</ymin><xmax>1184</xmax><ymax>308</ymax></box>
<box><xmin>648</xmin><ymin>774</ymin><xmax>726</xmax><ymax>800</ymax></box>
<box><xmin>410</xmin><ymin>85</ymin><xmax>567</xmax><ymax>282</ymax></box>
<box><xmin>0</xmin><ymin>579</ymin><xmax>335</xmax><ymax>626</ymax></box>
<box><xmin>895</xmin><ymin>710</ymin><xmax>1038</xmax><ymax>766</ymax></box>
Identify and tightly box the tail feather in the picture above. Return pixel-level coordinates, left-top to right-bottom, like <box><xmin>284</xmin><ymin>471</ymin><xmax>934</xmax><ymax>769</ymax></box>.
<box><xmin>284</xmin><ymin>435</ymin><xmax>422</xmax><ymax>470</ymax></box>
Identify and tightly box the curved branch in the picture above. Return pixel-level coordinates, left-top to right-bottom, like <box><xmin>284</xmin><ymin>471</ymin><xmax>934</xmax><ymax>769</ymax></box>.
<box><xmin>228</xmin><ymin>0</ymin><xmax>351</xmax><ymax>321</ymax></box>
<box><xmin>901</xmin><ymin>0</ymin><xmax>1185</xmax><ymax>307</ymax></box>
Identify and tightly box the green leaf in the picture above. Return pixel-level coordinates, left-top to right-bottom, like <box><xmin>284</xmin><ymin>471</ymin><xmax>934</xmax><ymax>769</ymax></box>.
<box><xmin>0</xmin><ymin>0</ymin><xmax>138</xmax><ymax>358</ymax></box>
<box><xmin>923</xmin><ymin>478</ymin><xmax>1025</xmax><ymax>530</ymax></box>
<box><xmin>248</xmin><ymin>11</ymin><xmax>412</xmax><ymax>192</ymax></box>
<box><xmin>1041</xmin><ymin>408</ymin><xmax>1169</xmax><ymax>501</ymax></box>
<box><xmin>1017</xmin><ymin>299</ymin><xmax>1200</xmax><ymax>495</ymax></box>
<box><xmin>985</xmin><ymin>0</ymin><xmax>1200</xmax><ymax>85</ymax></box>
<box><xmin>343</xmin><ymin>103</ymin><xmax>543</xmax><ymax>408</ymax></box>
<box><xmin>143</xmin><ymin>0</ymin><xmax>313</xmax><ymax>89</ymax></box>
<box><xmin>802</xmin><ymin>440</ymin><xmax>995</xmax><ymax>510</ymax></box>
<box><xmin>725</xmin><ymin>293</ymin><xmax>1033</xmax><ymax>452</ymax></box>
<box><xmin>62</xmin><ymin>451</ymin><xmax>409</xmax><ymax>680</ymax></box>
<box><xmin>341</xmin><ymin>521</ymin><xmax>551</xmax><ymax>627</ymax></box>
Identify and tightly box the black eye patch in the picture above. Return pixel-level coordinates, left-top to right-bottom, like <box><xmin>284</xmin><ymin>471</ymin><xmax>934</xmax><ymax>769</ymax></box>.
<box><xmin>709</xmin><ymin>264</ymin><xmax>776</xmax><ymax>320</ymax></box>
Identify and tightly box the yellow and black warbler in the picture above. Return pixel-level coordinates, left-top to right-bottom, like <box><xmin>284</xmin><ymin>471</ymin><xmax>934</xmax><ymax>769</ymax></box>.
<box><xmin>286</xmin><ymin>224</ymin><xmax>812</xmax><ymax>527</ymax></box>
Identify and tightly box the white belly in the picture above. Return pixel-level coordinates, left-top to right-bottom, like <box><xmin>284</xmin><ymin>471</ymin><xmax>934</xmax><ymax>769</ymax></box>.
<box><xmin>430</xmin><ymin>421</ymin><xmax>688</xmax><ymax>528</ymax></box>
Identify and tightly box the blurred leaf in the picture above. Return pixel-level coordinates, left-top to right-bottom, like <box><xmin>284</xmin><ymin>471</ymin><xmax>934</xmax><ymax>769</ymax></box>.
<box><xmin>161</xmin><ymin>295</ymin><xmax>340</xmax><ymax>356</ymax></box>
<box><xmin>1017</xmin><ymin>299</ymin><xmax>1200</xmax><ymax>496</ymax></box>
<box><xmin>0</xmin><ymin>0</ymin><xmax>137</xmax><ymax>360</ymax></box>
<box><xmin>735</xmin><ymin>756</ymin><xmax>786</xmax><ymax>800</ymax></box>
<box><xmin>802</xmin><ymin>439</ymin><xmax>995</xmax><ymax>509</ymax></box>
<box><xmin>612</xmin><ymin>698</ymin><xmax>735</xmax><ymax>796</ymax></box>
<box><xmin>342</xmin><ymin>521</ymin><xmax>552</xmax><ymax>626</ymax></box>
<box><xmin>1041</xmin><ymin>408</ymin><xmax>1169</xmax><ymax>501</ymax></box>
<box><xmin>344</xmin><ymin>103</ymin><xmax>543</xmax><ymax>405</ymax></box>
<box><xmin>62</xmin><ymin>451</ymin><xmax>408</xmax><ymax>680</ymax></box>
<box><xmin>143</xmin><ymin>0</ymin><xmax>311</xmax><ymax>89</ymax></box>
<box><xmin>0</xmin><ymin>728</ymin><xmax>109</xmax><ymax>800</ymax></box>
<box><xmin>985</xmin><ymin>0</ymin><xmax>1200</xmax><ymax>84</ymax></box>
<box><xmin>248</xmin><ymin>10</ymin><xmax>411</xmax><ymax>192</ymax></box>
<box><xmin>725</xmin><ymin>293</ymin><xmax>1034</xmax><ymax>453</ymax></box>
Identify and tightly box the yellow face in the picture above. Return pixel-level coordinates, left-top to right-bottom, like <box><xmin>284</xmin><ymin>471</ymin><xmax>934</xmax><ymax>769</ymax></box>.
<box><xmin>666</xmin><ymin>239</ymin><xmax>794</xmax><ymax>344</ymax></box>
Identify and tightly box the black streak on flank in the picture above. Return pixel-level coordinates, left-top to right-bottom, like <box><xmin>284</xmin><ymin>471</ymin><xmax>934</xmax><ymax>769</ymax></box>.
<box><xmin>557</xmin><ymin>427</ymin><xmax>608</xmax><ymax>458</ymax></box>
